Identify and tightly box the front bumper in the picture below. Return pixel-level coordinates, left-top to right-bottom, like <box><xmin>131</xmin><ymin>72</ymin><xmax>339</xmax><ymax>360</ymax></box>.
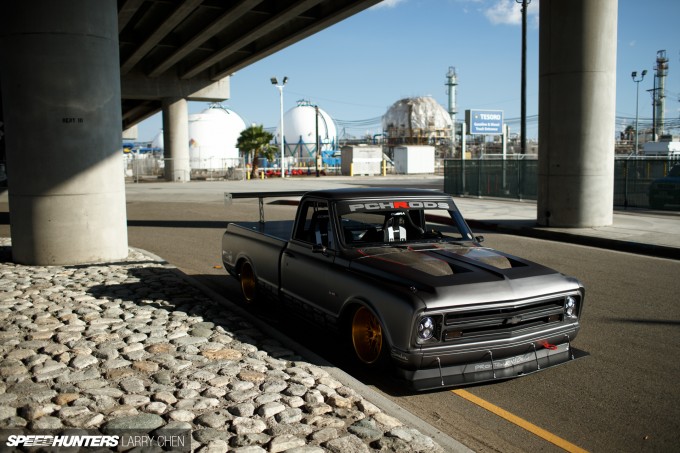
<box><xmin>393</xmin><ymin>333</ymin><xmax>587</xmax><ymax>391</ymax></box>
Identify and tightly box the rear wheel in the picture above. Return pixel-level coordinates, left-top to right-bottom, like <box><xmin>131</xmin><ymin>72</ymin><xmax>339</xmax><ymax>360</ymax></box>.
<box><xmin>239</xmin><ymin>261</ymin><xmax>258</xmax><ymax>303</ymax></box>
<box><xmin>350</xmin><ymin>306</ymin><xmax>386</xmax><ymax>365</ymax></box>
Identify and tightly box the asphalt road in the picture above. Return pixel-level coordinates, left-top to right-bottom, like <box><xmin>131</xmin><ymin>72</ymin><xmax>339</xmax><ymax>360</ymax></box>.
<box><xmin>1</xmin><ymin>181</ymin><xmax>679</xmax><ymax>453</ymax></box>
<box><xmin>120</xmin><ymin>192</ymin><xmax>680</xmax><ymax>453</ymax></box>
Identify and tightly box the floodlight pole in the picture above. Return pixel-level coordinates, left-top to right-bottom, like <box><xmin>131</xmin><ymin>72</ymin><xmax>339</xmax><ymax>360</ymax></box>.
<box><xmin>631</xmin><ymin>70</ymin><xmax>647</xmax><ymax>154</ymax></box>
<box><xmin>516</xmin><ymin>0</ymin><xmax>530</xmax><ymax>154</ymax></box>
<box><xmin>271</xmin><ymin>76</ymin><xmax>288</xmax><ymax>177</ymax></box>
<box><xmin>315</xmin><ymin>105</ymin><xmax>320</xmax><ymax>177</ymax></box>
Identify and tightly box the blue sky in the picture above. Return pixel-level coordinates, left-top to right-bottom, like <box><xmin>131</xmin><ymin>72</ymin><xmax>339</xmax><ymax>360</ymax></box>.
<box><xmin>136</xmin><ymin>0</ymin><xmax>680</xmax><ymax>142</ymax></box>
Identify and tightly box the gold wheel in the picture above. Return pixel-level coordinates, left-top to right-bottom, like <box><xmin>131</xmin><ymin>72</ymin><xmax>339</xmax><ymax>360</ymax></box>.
<box><xmin>351</xmin><ymin>306</ymin><xmax>384</xmax><ymax>365</ymax></box>
<box><xmin>240</xmin><ymin>262</ymin><xmax>257</xmax><ymax>303</ymax></box>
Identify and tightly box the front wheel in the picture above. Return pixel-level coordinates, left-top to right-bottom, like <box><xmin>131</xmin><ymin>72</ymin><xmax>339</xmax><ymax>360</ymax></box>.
<box><xmin>350</xmin><ymin>306</ymin><xmax>387</xmax><ymax>365</ymax></box>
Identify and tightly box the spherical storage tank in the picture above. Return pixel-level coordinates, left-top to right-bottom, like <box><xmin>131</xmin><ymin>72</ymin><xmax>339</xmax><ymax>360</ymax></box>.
<box><xmin>151</xmin><ymin>130</ymin><xmax>164</xmax><ymax>150</ymax></box>
<box><xmin>189</xmin><ymin>105</ymin><xmax>246</xmax><ymax>169</ymax></box>
<box><xmin>382</xmin><ymin>96</ymin><xmax>452</xmax><ymax>145</ymax></box>
<box><xmin>276</xmin><ymin>100</ymin><xmax>337</xmax><ymax>158</ymax></box>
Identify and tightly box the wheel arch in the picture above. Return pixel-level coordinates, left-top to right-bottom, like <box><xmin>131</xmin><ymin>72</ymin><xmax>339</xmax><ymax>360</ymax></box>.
<box><xmin>339</xmin><ymin>297</ymin><xmax>395</xmax><ymax>351</ymax></box>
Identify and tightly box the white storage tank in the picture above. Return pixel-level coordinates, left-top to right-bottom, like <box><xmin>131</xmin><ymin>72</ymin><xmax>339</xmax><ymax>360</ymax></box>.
<box><xmin>393</xmin><ymin>145</ymin><xmax>435</xmax><ymax>174</ymax></box>
<box><xmin>151</xmin><ymin>130</ymin><xmax>164</xmax><ymax>150</ymax></box>
<box><xmin>276</xmin><ymin>100</ymin><xmax>337</xmax><ymax>159</ymax></box>
<box><xmin>188</xmin><ymin>105</ymin><xmax>246</xmax><ymax>169</ymax></box>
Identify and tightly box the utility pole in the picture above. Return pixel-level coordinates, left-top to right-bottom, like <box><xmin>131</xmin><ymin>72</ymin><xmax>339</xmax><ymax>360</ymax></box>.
<box><xmin>315</xmin><ymin>105</ymin><xmax>320</xmax><ymax>177</ymax></box>
<box><xmin>631</xmin><ymin>70</ymin><xmax>647</xmax><ymax>153</ymax></box>
<box><xmin>271</xmin><ymin>76</ymin><xmax>288</xmax><ymax>177</ymax></box>
<box><xmin>516</xmin><ymin>0</ymin><xmax>531</xmax><ymax>154</ymax></box>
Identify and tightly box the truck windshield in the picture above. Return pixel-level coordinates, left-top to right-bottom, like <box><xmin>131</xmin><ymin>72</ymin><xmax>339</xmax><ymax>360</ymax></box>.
<box><xmin>336</xmin><ymin>199</ymin><xmax>473</xmax><ymax>246</ymax></box>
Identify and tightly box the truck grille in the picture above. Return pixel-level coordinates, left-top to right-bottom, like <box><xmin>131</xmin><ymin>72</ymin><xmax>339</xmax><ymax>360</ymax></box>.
<box><xmin>442</xmin><ymin>298</ymin><xmax>566</xmax><ymax>342</ymax></box>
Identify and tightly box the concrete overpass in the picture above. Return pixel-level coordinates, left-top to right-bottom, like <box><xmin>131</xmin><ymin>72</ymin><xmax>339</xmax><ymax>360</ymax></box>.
<box><xmin>0</xmin><ymin>0</ymin><xmax>618</xmax><ymax>265</ymax></box>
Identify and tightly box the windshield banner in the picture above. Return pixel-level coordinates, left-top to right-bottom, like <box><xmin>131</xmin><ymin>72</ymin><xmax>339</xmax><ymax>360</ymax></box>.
<box><xmin>338</xmin><ymin>200</ymin><xmax>455</xmax><ymax>214</ymax></box>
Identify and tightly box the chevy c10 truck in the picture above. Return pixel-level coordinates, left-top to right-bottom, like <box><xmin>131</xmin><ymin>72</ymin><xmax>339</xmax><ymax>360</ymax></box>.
<box><xmin>221</xmin><ymin>187</ymin><xmax>585</xmax><ymax>390</ymax></box>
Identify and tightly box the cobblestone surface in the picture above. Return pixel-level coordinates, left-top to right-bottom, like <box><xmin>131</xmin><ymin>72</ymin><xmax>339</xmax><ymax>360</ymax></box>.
<box><xmin>0</xmin><ymin>240</ymin><xmax>446</xmax><ymax>452</ymax></box>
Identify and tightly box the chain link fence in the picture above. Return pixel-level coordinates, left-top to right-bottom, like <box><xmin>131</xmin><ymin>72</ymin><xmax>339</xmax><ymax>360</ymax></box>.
<box><xmin>124</xmin><ymin>156</ymin><xmax>247</xmax><ymax>182</ymax></box>
<box><xmin>444</xmin><ymin>157</ymin><xmax>538</xmax><ymax>200</ymax></box>
<box><xmin>444</xmin><ymin>156</ymin><xmax>680</xmax><ymax>210</ymax></box>
<box><xmin>614</xmin><ymin>157</ymin><xmax>679</xmax><ymax>209</ymax></box>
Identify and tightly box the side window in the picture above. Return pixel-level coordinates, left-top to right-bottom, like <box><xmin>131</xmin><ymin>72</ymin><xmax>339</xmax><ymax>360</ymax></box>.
<box><xmin>293</xmin><ymin>201</ymin><xmax>334</xmax><ymax>249</ymax></box>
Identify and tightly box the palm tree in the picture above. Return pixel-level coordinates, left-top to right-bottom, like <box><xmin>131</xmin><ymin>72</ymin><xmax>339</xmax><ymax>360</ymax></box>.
<box><xmin>237</xmin><ymin>125</ymin><xmax>277</xmax><ymax>178</ymax></box>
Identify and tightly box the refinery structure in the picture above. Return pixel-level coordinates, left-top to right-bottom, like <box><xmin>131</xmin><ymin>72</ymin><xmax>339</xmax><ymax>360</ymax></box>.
<box><xmin>126</xmin><ymin>50</ymin><xmax>678</xmax><ymax>180</ymax></box>
<box><xmin>382</xmin><ymin>96</ymin><xmax>453</xmax><ymax>147</ymax></box>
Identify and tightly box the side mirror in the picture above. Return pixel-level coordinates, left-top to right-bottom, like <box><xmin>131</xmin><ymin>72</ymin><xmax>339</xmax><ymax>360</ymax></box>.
<box><xmin>312</xmin><ymin>244</ymin><xmax>328</xmax><ymax>255</ymax></box>
<box><xmin>475</xmin><ymin>235</ymin><xmax>485</xmax><ymax>243</ymax></box>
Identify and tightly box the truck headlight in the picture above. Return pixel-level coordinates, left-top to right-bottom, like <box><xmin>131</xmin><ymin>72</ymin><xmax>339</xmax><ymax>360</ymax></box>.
<box><xmin>417</xmin><ymin>317</ymin><xmax>435</xmax><ymax>341</ymax></box>
<box><xmin>565</xmin><ymin>296</ymin><xmax>578</xmax><ymax>319</ymax></box>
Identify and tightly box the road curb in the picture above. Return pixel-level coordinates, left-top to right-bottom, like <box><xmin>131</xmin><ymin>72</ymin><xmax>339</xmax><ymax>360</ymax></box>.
<box><xmin>466</xmin><ymin>220</ymin><xmax>680</xmax><ymax>261</ymax></box>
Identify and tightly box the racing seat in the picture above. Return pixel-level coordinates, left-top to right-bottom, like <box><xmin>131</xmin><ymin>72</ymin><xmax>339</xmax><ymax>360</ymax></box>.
<box><xmin>383</xmin><ymin>214</ymin><xmax>407</xmax><ymax>242</ymax></box>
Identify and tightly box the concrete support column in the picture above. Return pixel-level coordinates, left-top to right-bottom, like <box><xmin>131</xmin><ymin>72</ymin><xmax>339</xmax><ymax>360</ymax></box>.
<box><xmin>537</xmin><ymin>0</ymin><xmax>618</xmax><ymax>227</ymax></box>
<box><xmin>0</xmin><ymin>0</ymin><xmax>128</xmax><ymax>264</ymax></box>
<box><xmin>162</xmin><ymin>98</ymin><xmax>190</xmax><ymax>182</ymax></box>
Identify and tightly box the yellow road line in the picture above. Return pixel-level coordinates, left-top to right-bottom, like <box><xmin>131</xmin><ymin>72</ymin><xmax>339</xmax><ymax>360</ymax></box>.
<box><xmin>452</xmin><ymin>389</ymin><xmax>589</xmax><ymax>453</ymax></box>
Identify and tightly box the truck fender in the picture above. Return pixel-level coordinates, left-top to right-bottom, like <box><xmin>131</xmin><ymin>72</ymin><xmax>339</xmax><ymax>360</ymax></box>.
<box><xmin>340</xmin><ymin>298</ymin><xmax>394</xmax><ymax>364</ymax></box>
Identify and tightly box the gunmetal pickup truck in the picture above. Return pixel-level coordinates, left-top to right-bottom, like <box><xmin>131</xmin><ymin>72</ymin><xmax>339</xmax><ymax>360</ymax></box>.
<box><xmin>222</xmin><ymin>188</ymin><xmax>585</xmax><ymax>390</ymax></box>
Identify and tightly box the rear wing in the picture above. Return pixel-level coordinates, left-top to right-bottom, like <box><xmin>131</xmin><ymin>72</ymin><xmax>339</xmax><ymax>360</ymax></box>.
<box><xmin>225</xmin><ymin>191</ymin><xmax>307</xmax><ymax>223</ymax></box>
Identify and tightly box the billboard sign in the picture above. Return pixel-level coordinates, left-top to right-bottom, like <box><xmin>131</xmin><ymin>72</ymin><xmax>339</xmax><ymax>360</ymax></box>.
<box><xmin>466</xmin><ymin>109</ymin><xmax>504</xmax><ymax>135</ymax></box>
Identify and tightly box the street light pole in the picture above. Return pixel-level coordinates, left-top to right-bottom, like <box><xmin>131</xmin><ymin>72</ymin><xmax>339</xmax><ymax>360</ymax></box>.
<box><xmin>315</xmin><ymin>105</ymin><xmax>320</xmax><ymax>177</ymax></box>
<box><xmin>516</xmin><ymin>0</ymin><xmax>531</xmax><ymax>155</ymax></box>
<box><xmin>271</xmin><ymin>76</ymin><xmax>288</xmax><ymax>178</ymax></box>
<box><xmin>631</xmin><ymin>70</ymin><xmax>647</xmax><ymax>153</ymax></box>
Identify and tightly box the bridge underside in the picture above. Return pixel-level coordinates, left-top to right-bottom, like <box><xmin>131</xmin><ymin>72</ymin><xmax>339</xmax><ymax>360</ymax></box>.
<box><xmin>119</xmin><ymin>0</ymin><xmax>381</xmax><ymax>129</ymax></box>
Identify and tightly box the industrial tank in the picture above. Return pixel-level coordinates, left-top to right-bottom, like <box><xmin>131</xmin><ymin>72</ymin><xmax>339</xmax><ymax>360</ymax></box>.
<box><xmin>382</xmin><ymin>96</ymin><xmax>452</xmax><ymax>146</ymax></box>
<box><xmin>188</xmin><ymin>105</ymin><xmax>246</xmax><ymax>169</ymax></box>
<box><xmin>276</xmin><ymin>100</ymin><xmax>337</xmax><ymax>159</ymax></box>
<box><xmin>151</xmin><ymin>130</ymin><xmax>164</xmax><ymax>150</ymax></box>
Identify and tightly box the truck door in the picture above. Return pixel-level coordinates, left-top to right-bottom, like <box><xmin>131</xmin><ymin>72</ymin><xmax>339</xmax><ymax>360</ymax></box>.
<box><xmin>280</xmin><ymin>200</ymin><xmax>339</xmax><ymax>324</ymax></box>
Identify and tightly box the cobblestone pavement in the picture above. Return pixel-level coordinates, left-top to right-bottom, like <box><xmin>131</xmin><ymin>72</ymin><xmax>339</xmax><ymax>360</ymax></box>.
<box><xmin>0</xmin><ymin>240</ymin><xmax>449</xmax><ymax>452</ymax></box>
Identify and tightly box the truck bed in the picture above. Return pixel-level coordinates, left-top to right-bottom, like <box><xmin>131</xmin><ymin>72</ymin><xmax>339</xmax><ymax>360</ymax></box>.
<box><xmin>227</xmin><ymin>220</ymin><xmax>295</xmax><ymax>241</ymax></box>
<box><xmin>222</xmin><ymin>220</ymin><xmax>295</xmax><ymax>294</ymax></box>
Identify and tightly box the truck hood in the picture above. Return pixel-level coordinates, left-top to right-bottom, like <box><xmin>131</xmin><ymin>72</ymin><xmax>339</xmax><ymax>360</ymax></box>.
<box><xmin>349</xmin><ymin>242</ymin><xmax>579</xmax><ymax>307</ymax></box>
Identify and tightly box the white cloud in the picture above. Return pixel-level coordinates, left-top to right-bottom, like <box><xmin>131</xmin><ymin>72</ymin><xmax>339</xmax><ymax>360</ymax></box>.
<box><xmin>481</xmin><ymin>0</ymin><xmax>539</xmax><ymax>27</ymax></box>
<box><xmin>371</xmin><ymin>0</ymin><xmax>407</xmax><ymax>9</ymax></box>
<box><xmin>484</xmin><ymin>0</ymin><xmax>522</xmax><ymax>25</ymax></box>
